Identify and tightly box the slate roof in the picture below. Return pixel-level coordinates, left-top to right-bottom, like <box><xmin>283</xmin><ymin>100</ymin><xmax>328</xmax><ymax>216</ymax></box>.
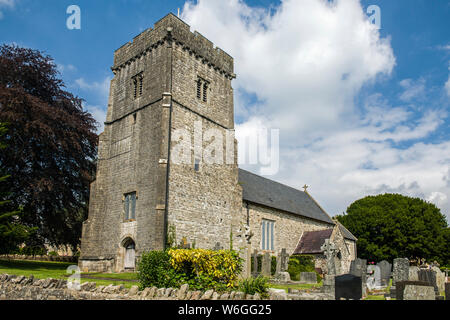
<box><xmin>238</xmin><ymin>169</ymin><xmax>334</xmax><ymax>225</ymax></box>
<box><xmin>337</xmin><ymin>222</ymin><xmax>358</xmax><ymax>241</ymax></box>
<box><xmin>293</xmin><ymin>229</ymin><xmax>333</xmax><ymax>254</ymax></box>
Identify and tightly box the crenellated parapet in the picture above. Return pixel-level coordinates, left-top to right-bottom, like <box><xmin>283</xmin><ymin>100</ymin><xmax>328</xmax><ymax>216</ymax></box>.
<box><xmin>112</xmin><ymin>13</ymin><xmax>234</xmax><ymax>78</ymax></box>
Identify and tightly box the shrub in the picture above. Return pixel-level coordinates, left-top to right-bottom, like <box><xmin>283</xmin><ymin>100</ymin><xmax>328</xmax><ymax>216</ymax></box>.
<box><xmin>238</xmin><ymin>276</ymin><xmax>269</xmax><ymax>298</ymax></box>
<box><xmin>287</xmin><ymin>254</ymin><xmax>318</xmax><ymax>281</ymax></box>
<box><xmin>48</xmin><ymin>251</ymin><xmax>58</xmax><ymax>257</ymax></box>
<box><xmin>137</xmin><ymin>250</ymin><xmax>179</xmax><ymax>289</ymax></box>
<box><xmin>168</xmin><ymin>248</ymin><xmax>243</xmax><ymax>292</ymax></box>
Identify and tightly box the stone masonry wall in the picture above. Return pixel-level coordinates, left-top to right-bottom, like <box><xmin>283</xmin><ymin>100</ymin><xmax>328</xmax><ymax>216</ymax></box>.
<box><xmin>245</xmin><ymin>203</ymin><xmax>333</xmax><ymax>255</ymax></box>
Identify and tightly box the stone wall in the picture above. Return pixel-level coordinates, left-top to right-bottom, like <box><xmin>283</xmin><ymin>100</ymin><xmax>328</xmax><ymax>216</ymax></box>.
<box><xmin>0</xmin><ymin>255</ymin><xmax>77</xmax><ymax>263</ymax></box>
<box><xmin>245</xmin><ymin>202</ymin><xmax>333</xmax><ymax>255</ymax></box>
<box><xmin>0</xmin><ymin>274</ymin><xmax>334</xmax><ymax>300</ymax></box>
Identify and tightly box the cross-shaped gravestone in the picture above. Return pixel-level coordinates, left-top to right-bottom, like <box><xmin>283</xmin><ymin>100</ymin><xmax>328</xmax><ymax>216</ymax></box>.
<box><xmin>321</xmin><ymin>239</ymin><xmax>337</xmax><ymax>275</ymax></box>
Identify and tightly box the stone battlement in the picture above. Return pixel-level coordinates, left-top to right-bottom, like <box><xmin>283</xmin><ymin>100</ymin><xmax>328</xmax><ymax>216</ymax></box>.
<box><xmin>113</xmin><ymin>13</ymin><xmax>234</xmax><ymax>76</ymax></box>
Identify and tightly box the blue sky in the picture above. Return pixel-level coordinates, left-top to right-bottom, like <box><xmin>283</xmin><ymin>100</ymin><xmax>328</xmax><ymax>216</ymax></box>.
<box><xmin>1</xmin><ymin>0</ymin><xmax>449</xmax><ymax>220</ymax></box>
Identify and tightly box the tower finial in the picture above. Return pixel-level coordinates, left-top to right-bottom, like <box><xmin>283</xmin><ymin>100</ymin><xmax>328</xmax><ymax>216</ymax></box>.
<box><xmin>177</xmin><ymin>8</ymin><xmax>180</xmax><ymax>18</ymax></box>
<box><xmin>303</xmin><ymin>184</ymin><xmax>309</xmax><ymax>192</ymax></box>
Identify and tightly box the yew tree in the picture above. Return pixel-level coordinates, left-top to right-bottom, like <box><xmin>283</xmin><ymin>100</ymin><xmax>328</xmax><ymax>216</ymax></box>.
<box><xmin>0</xmin><ymin>44</ymin><xmax>98</xmax><ymax>251</ymax></box>
<box><xmin>336</xmin><ymin>193</ymin><xmax>449</xmax><ymax>265</ymax></box>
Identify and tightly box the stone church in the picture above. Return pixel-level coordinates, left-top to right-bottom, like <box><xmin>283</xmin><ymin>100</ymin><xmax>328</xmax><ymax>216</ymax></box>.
<box><xmin>79</xmin><ymin>13</ymin><xmax>357</xmax><ymax>274</ymax></box>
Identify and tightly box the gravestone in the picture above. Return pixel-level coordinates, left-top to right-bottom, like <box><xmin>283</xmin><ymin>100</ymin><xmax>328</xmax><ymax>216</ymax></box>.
<box><xmin>275</xmin><ymin>248</ymin><xmax>289</xmax><ymax>274</ymax></box>
<box><xmin>251</xmin><ymin>250</ymin><xmax>258</xmax><ymax>277</ymax></box>
<box><xmin>418</xmin><ymin>269</ymin><xmax>439</xmax><ymax>296</ymax></box>
<box><xmin>445</xmin><ymin>283</ymin><xmax>450</xmax><ymax>301</ymax></box>
<box><xmin>335</xmin><ymin>274</ymin><xmax>362</xmax><ymax>300</ymax></box>
<box><xmin>213</xmin><ymin>242</ymin><xmax>223</xmax><ymax>251</ymax></box>
<box><xmin>403</xmin><ymin>284</ymin><xmax>435</xmax><ymax>300</ymax></box>
<box><xmin>395</xmin><ymin>281</ymin><xmax>429</xmax><ymax>300</ymax></box>
<box><xmin>300</xmin><ymin>272</ymin><xmax>317</xmax><ymax>284</ymax></box>
<box><xmin>322</xmin><ymin>275</ymin><xmax>335</xmax><ymax>299</ymax></box>
<box><xmin>349</xmin><ymin>258</ymin><xmax>367</xmax><ymax>296</ymax></box>
<box><xmin>366</xmin><ymin>265</ymin><xmax>382</xmax><ymax>290</ymax></box>
<box><xmin>377</xmin><ymin>260</ymin><xmax>391</xmax><ymax>286</ymax></box>
<box><xmin>393</xmin><ymin>258</ymin><xmax>409</xmax><ymax>286</ymax></box>
<box><xmin>261</xmin><ymin>252</ymin><xmax>271</xmax><ymax>277</ymax></box>
<box><xmin>321</xmin><ymin>239</ymin><xmax>337</xmax><ymax>275</ymax></box>
<box><xmin>409</xmin><ymin>266</ymin><xmax>419</xmax><ymax>281</ymax></box>
<box><xmin>431</xmin><ymin>266</ymin><xmax>445</xmax><ymax>294</ymax></box>
<box><xmin>275</xmin><ymin>249</ymin><xmax>290</xmax><ymax>282</ymax></box>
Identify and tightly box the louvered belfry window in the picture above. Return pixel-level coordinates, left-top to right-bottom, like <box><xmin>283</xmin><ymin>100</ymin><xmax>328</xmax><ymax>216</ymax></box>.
<box><xmin>132</xmin><ymin>73</ymin><xmax>143</xmax><ymax>99</ymax></box>
<box><xmin>196</xmin><ymin>77</ymin><xmax>209</xmax><ymax>102</ymax></box>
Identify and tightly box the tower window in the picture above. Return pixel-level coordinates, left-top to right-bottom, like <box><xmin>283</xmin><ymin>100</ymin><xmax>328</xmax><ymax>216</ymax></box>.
<box><xmin>124</xmin><ymin>192</ymin><xmax>136</xmax><ymax>220</ymax></box>
<box><xmin>203</xmin><ymin>83</ymin><xmax>208</xmax><ymax>102</ymax></box>
<box><xmin>196</xmin><ymin>79</ymin><xmax>202</xmax><ymax>99</ymax></box>
<box><xmin>196</xmin><ymin>77</ymin><xmax>209</xmax><ymax>103</ymax></box>
<box><xmin>132</xmin><ymin>73</ymin><xmax>143</xmax><ymax>99</ymax></box>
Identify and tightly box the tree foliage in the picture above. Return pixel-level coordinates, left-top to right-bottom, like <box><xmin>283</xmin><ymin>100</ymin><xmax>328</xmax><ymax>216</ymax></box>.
<box><xmin>336</xmin><ymin>193</ymin><xmax>449</xmax><ymax>264</ymax></box>
<box><xmin>0</xmin><ymin>44</ymin><xmax>98</xmax><ymax>251</ymax></box>
<box><xmin>0</xmin><ymin>123</ymin><xmax>35</xmax><ymax>253</ymax></box>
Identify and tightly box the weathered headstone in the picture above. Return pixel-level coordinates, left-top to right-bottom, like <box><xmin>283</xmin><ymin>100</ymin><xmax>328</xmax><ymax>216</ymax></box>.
<box><xmin>261</xmin><ymin>252</ymin><xmax>271</xmax><ymax>277</ymax></box>
<box><xmin>321</xmin><ymin>239</ymin><xmax>337</xmax><ymax>275</ymax></box>
<box><xmin>251</xmin><ymin>250</ymin><xmax>258</xmax><ymax>277</ymax></box>
<box><xmin>403</xmin><ymin>284</ymin><xmax>435</xmax><ymax>300</ymax></box>
<box><xmin>322</xmin><ymin>274</ymin><xmax>335</xmax><ymax>299</ymax></box>
<box><xmin>445</xmin><ymin>283</ymin><xmax>450</xmax><ymax>301</ymax></box>
<box><xmin>300</xmin><ymin>272</ymin><xmax>317</xmax><ymax>284</ymax></box>
<box><xmin>418</xmin><ymin>269</ymin><xmax>439</xmax><ymax>296</ymax></box>
<box><xmin>335</xmin><ymin>274</ymin><xmax>362</xmax><ymax>300</ymax></box>
<box><xmin>408</xmin><ymin>266</ymin><xmax>419</xmax><ymax>281</ymax></box>
<box><xmin>395</xmin><ymin>281</ymin><xmax>429</xmax><ymax>300</ymax></box>
<box><xmin>366</xmin><ymin>265</ymin><xmax>382</xmax><ymax>290</ymax></box>
<box><xmin>274</xmin><ymin>249</ymin><xmax>291</xmax><ymax>282</ymax></box>
<box><xmin>431</xmin><ymin>266</ymin><xmax>445</xmax><ymax>294</ymax></box>
<box><xmin>392</xmin><ymin>258</ymin><xmax>409</xmax><ymax>286</ymax></box>
<box><xmin>377</xmin><ymin>260</ymin><xmax>391</xmax><ymax>286</ymax></box>
<box><xmin>213</xmin><ymin>242</ymin><xmax>223</xmax><ymax>251</ymax></box>
<box><xmin>349</xmin><ymin>258</ymin><xmax>367</xmax><ymax>296</ymax></box>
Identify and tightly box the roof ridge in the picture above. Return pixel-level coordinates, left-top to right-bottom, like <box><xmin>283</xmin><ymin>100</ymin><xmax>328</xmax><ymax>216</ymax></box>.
<box><xmin>238</xmin><ymin>168</ymin><xmax>307</xmax><ymax>195</ymax></box>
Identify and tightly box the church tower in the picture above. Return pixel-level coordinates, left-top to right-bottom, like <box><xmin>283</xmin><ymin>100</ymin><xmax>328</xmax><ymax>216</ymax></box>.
<box><xmin>79</xmin><ymin>14</ymin><xmax>243</xmax><ymax>272</ymax></box>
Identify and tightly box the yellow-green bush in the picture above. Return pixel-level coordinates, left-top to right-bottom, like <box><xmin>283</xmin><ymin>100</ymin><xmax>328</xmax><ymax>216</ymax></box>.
<box><xmin>168</xmin><ymin>248</ymin><xmax>243</xmax><ymax>291</ymax></box>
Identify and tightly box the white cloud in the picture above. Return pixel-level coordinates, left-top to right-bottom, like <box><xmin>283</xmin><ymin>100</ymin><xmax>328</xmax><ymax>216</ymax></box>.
<box><xmin>182</xmin><ymin>0</ymin><xmax>450</xmax><ymax>221</ymax></box>
<box><xmin>445</xmin><ymin>69</ymin><xmax>450</xmax><ymax>97</ymax></box>
<box><xmin>84</xmin><ymin>104</ymin><xmax>106</xmax><ymax>134</ymax></box>
<box><xmin>0</xmin><ymin>0</ymin><xmax>16</xmax><ymax>19</ymax></box>
<box><xmin>399</xmin><ymin>78</ymin><xmax>426</xmax><ymax>102</ymax></box>
<box><xmin>74</xmin><ymin>76</ymin><xmax>111</xmax><ymax>105</ymax></box>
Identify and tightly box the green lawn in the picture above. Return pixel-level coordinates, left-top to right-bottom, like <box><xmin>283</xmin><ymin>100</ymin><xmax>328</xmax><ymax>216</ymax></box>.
<box><xmin>0</xmin><ymin>259</ymin><xmax>138</xmax><ymax>289</ymax></box>
<box><xmin>269</xmin><ymin>281</ymin><xmax>323</xmax><ymax>292</ymax></box>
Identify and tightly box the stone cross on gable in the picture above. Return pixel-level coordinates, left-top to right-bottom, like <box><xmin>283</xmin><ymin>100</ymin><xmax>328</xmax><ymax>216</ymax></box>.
<box><xmin>303</xmin><ymin>184</ymin><xmax>309</xmax><ymax>192</ymax></box>
<box><xmin>321</xmin><ymin>239</ymin><xmax>337</xmax><ymax>275</ymax></box>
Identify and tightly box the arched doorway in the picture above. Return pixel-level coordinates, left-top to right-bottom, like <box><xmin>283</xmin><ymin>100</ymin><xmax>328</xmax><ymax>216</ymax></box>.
<box><xmin>123</xmin><ymin>238</ymin><xmax>136</xmax><ymax>270</ymax></box>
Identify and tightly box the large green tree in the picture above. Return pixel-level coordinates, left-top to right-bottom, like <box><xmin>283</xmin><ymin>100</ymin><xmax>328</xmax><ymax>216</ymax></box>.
<box><xmin>0</xmin><ymin>123</ymin><xmax>35</xmax><ymax>253</ymax></box>
<box><xmin>336</xmin><ymin>193</ymin><xmax>449</xmax><ymax>264</ymax></box>
<box><xmin>0</xmin><ymin>44</ymin><xmax>98</xmax><ymax>251</ymax></box>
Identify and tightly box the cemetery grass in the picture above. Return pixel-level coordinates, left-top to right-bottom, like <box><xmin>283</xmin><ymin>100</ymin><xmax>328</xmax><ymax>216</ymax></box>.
<box><xmin>0</xmin><ymin>259</ymin><xmax>137</xmax><ymax>288</ymax></box>
<box><xmin>269</xmin><ymin>281</ymin><xmax>323</xmax><ymax>292</ymax></box>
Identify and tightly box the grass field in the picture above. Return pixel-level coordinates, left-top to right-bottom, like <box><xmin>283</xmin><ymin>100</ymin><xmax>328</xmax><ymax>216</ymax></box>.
<box><xmin>0</xmin><ymin>259</ymin><xmax>138</xmax><ymax>289</ymax></box>
<box><xmin>268</xmin><ymin>281</ymin><xmax>323</xmax><ymax>292</ymax></box>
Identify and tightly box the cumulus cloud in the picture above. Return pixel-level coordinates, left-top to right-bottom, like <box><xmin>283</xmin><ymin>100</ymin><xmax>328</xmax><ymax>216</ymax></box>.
<box><xmin>75</xmin><ymin>76</ymin><xmax>111</xmax><ymax>99</ymax></box>
<box><xmin>182</xmin><ymin>0</ymin><xmax>450</xmax><ymax>220</ymax></box>
<box><xmin>0</xmin><ymin>0</ymin><xmax>15</xmax><ymax>19</ymax></box>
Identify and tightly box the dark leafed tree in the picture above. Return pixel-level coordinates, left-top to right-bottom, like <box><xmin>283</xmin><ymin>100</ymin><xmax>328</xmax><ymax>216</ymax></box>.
<box><xmin>0</xmin><ymin>44</ymin><xmax>98</xmax><ymax>252</ymax></box>
<box><xmin>336</xmin><ymin>193</ymin><xmax>449</xmax><ymax>265</ymax></box>
<box><xmin>0</xmin><ymin>122</ymin><xmax>35</xmax><ymax>254</ymax></box>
